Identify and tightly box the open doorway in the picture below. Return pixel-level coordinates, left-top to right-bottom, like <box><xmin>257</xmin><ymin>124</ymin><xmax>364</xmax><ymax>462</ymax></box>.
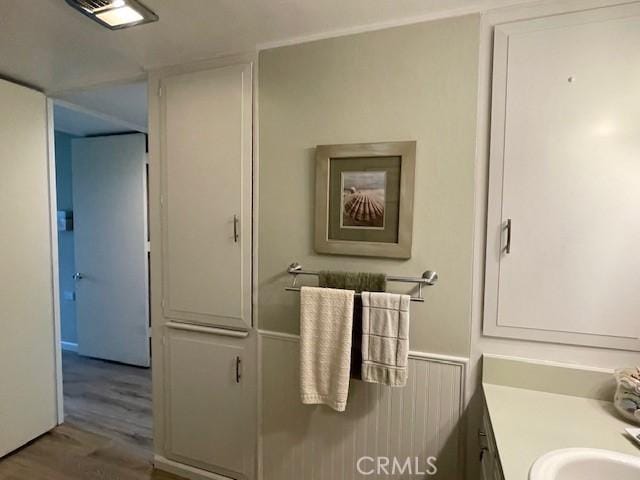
<box><xmin>52</xmin><ymin>81</ymin><xmax>153</xmax><ymax>458</ymax></box>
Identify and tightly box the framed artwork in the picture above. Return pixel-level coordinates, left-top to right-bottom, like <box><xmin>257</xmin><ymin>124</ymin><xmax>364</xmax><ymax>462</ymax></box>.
<box><xmin>314</xmin><ymin>141</ymin><xmax>416</xmax><ymax>258</ymax></box>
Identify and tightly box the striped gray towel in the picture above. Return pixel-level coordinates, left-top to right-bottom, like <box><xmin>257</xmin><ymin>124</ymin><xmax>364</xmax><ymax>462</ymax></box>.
<box><xmin>361</xmin><ymin>292</ymin><xmax>410</xmax><ymax>387</ymax></box>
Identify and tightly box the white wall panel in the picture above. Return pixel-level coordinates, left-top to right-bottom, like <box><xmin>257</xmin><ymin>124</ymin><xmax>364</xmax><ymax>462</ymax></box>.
<box><xmin>0</xmin><ymin>79</ymin><xmax>58</xmax><ymax>457</ymax></box>
<box><xmin>260</xmin><ymin>331</ymin><xmax>466</xmax><ymax>480</ymax></box>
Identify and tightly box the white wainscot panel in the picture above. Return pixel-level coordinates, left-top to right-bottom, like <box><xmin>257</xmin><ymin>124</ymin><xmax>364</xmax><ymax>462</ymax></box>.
<box><xmin>260</xmin><ymin>331</ymin><xmax>467</xmax><ymax>480</ymax></box>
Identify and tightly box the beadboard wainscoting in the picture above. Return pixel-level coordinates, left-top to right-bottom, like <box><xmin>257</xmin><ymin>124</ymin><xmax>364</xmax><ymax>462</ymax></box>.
<box><xmin>259</xmin><ymin>330</ymin><xmax>467</xmax><ymax>480</ymax></box>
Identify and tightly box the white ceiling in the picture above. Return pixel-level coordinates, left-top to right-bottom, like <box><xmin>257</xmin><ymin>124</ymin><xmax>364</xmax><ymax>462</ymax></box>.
<box><xmin>55</xmin><ymin>81</ymin><xmax>148</xmax><ymax>130</ymax></box>
<box><xmin>54</xmin><ymin>101</ymin><xmax>143</xmax><ymax>137</ymax></box>
<box><xmin>0</xmin><ymin>0</ymin><xmax>529</xmax><ymax>93</ymax></box>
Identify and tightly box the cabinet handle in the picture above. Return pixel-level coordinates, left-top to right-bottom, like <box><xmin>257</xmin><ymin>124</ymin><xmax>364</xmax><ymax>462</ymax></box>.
<box><xmin>504</xmin><ymin>218</ymin><xmax>512</xmax><ymax>254</ymax></box>
<box><xmin>480</xmin><ymin>447</ymin><xmax>489</xmax><ymax>462</ymax></box>
<box><xmin>233</xmin><ymin>214</ymin><xmax>239</xmax><ymax>243</ymax></box>
<box><xmin>236</xmin><ymin>356</ymin><xmax>242</xmax><ymax>383</ymax></box>
<box><xmin>165</xmin><ymin>321</ymin><xmax>249</xmax><ymax>338</ymax></box>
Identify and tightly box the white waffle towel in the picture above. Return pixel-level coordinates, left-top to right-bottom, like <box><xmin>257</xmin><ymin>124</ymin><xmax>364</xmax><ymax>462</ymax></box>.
<box><xmin>300</xmin><ymin>286</ymin><xmax>355</xmax><ymax>412</ymax></box>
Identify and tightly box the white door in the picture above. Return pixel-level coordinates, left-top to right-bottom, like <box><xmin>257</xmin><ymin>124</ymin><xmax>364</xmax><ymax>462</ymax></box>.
<box><xmin>160</xmin><ymin>64</ymin><xmax>252</xmax><ymax>330</ymax></box>
<box><xmin>72</xmin><ymin>133</ymin><xmax>150</xmax><ymax>367</ymax></box>
<box><xmin>0</xmin><ymin>79</ymin><xmax>58</xmax><ymax>456</ymax></box>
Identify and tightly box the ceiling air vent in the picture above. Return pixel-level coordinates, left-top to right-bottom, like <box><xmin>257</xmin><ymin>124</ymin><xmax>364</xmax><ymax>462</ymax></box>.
<box><xmin>65</xmin><ymin>0</ymin><xmax>158</xmax><ymax>30</ymax></box>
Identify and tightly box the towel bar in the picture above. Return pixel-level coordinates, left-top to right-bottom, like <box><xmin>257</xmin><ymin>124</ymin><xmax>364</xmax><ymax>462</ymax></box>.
<box><xmin>285</xmin><ymin>262</ymin><xmax>438</xmax><ymax>303</ymax></box>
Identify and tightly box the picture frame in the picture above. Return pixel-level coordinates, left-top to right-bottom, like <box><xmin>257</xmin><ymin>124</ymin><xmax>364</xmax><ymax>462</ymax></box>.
<box><xmin>314</xmin><ymin>141</ymin><xmax>416</xmax><ymax>259</ymax></box>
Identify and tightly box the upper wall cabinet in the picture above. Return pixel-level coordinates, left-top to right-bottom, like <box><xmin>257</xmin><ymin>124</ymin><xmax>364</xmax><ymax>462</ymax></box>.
<box><xmin>159</xmin><ymin>64</ymin><xmax>252</xmax><ymax>330</ymax></box>
<box><xmin>484</xmin><ymin>4</ymin><xmax>640</xmax><ymax>350</ymax></box>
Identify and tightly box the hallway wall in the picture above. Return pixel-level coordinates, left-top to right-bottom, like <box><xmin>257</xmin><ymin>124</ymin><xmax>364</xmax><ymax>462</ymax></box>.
<box><xmin>55</xmin><ymin>131</ymin><xmax>77</xmax><ymax>344</ymax></box>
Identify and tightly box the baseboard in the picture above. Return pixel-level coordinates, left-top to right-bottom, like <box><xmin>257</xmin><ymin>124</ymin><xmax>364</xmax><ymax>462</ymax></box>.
<box><xmin>153</xmin><ymin>455</ymin><xmax>233</xmax><ymax>480</ymax></box>
<box><xmin>61</xmin><ymin>341</ymin><xmax>78</xmax><ymax>352</ymax></box>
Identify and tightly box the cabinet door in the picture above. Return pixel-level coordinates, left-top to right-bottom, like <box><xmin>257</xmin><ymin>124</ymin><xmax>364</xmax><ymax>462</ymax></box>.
<box><xmin>164</xmin><ymin>326</ymin><xmax>253</xmax><ymax>479</ymax></box>
<box><xmin>160</xmin><ymin>64</ymin><xmax>252</xmax><ymax>330</ymax></box>
<box><xmin>484</xmin><ymin>4</ymin><xmax>640</xmax><ymax>350</ymax></box>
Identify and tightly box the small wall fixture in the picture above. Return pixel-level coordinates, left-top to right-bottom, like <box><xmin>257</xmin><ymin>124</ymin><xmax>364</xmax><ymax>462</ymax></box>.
<box><xmin>65</xmin><ymin>0</ymin><xmax>158</xmax><ymax>30</ymax></box>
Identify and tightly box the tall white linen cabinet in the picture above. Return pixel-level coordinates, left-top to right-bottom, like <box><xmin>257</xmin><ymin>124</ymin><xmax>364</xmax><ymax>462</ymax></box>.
<box><xmin>148</xmin><ymin>61</ymin><xmax>257</xmax><ymax>480</ymax></box>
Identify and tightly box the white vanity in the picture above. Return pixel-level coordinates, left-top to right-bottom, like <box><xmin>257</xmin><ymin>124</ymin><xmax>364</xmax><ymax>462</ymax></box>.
<box><xmin>480</xmin><ymin>356</ymin><xmax>640</xmax><ymax>480</ymax></box>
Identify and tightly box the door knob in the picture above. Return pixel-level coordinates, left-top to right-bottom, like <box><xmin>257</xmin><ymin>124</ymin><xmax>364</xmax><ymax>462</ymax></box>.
<box><xmin>73</xmin><ymin>272</ymin><xmax>84</xmax><ymax>280</ymax></box>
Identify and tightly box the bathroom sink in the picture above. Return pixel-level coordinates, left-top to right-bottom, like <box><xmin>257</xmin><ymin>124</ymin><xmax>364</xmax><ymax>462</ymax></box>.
<box><xmin>529</xmin><ymin>448</ymin><xmax>640</xmax><ymax>480</ymax></box>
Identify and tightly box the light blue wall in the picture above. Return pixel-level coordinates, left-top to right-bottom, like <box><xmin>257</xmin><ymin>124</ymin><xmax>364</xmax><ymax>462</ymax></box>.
<box><xmin>55</xmin><ymin>131</ymin><xmax>77</xmax><ymax>344</ymax></box>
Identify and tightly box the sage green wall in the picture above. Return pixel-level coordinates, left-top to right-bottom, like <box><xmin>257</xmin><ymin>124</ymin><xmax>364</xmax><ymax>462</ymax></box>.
<box><xmin>258</xmin><ymin>15</ymin><xmax>480</xmax><ymax>356</ymax></box>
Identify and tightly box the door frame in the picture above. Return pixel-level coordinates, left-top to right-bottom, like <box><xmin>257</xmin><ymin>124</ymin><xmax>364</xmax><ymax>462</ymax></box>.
<box><xmin>47</xmin><ymin>83</ymin><xmax>153</xmax><ymax>424</ymax></box>
<box><xmin>46</xmin><ymin>98</ymin><xmax>65</xmax><ymax>424</ymax></box>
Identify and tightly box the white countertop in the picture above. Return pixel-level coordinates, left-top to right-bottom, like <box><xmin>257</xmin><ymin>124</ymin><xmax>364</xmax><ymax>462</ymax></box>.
<box><xmin>483</xmin><ymin>383</ymin><xmax>640</xmax><ymax>480</ymax></box>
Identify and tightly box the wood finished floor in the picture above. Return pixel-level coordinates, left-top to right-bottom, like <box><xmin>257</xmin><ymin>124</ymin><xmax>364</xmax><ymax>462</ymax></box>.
<box><xmin>0</xmin><ymin>352</ymin><xmax>184</xmax><ymax>480</ymax></box>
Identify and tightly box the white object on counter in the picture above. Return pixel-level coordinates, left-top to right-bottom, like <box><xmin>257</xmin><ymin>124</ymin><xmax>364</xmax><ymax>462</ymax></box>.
<box><xmin>614</xmin><ymin>368</ymin><xmax>640</xmax><ymax>425</ymax></box>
